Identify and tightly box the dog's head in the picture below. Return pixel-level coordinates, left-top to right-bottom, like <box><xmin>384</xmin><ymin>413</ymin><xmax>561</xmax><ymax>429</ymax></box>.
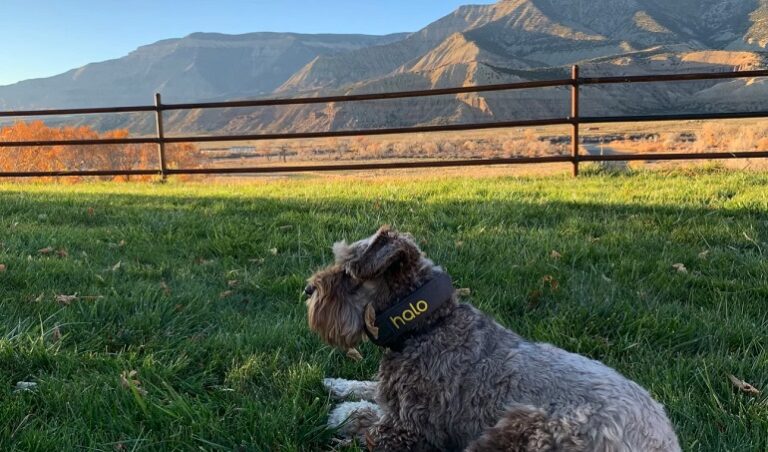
<box><xmin>305</xmin><ymin>226</ymin><xmax>435</xmax><ymax>349</ymax></box>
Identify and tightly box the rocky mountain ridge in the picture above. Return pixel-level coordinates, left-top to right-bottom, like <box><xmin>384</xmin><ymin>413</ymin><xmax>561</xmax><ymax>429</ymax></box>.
<box><xmin>0</xmin><ymin>32</ymin><xmax>407</xmax><ymax>109</ymax></box>
<box><xmin>1</xmin><ymin>0</ymin><xmax>767</xmax><ymax>135</ymax></box>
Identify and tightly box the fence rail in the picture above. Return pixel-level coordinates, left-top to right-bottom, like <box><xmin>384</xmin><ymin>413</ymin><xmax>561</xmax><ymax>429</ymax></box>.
<box><xmin>1</xmin><ymin>65</ymin><xmax>767</xmax><ymax>178</ymax></box>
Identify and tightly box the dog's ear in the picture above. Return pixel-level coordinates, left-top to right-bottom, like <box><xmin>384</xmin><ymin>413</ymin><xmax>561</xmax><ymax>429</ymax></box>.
<box><xmin>332</xmin><ymin>240</ymin><xmax>353</xmax><ymax>264</ymax></box>
<box><xmin>345</xmin><ymin>226</ymin><xmax>421</xmax><ymax>280</ymax></box>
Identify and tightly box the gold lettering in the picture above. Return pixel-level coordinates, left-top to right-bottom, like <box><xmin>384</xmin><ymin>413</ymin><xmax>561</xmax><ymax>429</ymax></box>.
<box><xmin>389</xmin><ymin>301</ymin><xmax>430</xmax><ymax>329</ymax></box>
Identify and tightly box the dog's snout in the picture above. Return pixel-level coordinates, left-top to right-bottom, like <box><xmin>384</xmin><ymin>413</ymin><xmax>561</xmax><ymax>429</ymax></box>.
<box><xmin>304</xmin><ymin>284</ymin><xmax>316</xmax><ymax>297</ymax></box>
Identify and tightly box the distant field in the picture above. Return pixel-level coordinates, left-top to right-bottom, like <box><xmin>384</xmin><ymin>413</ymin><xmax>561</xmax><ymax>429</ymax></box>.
<box><xmin>3</xmin><ymin>118</ymin><xmax>767</xmax><ymax>178</ymax></box>
<box><xmin>196</xmin><ymin>118</ymin><xmax>768</xmax><ymax>167</ymax></box>
<box><xmin>0</xmin><ymin>170</ymin><xmax>767</xmax><ymax>450</ymax></box>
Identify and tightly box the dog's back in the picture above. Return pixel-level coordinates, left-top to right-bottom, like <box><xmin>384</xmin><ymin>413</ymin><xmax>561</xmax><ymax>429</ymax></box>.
<box><xmin>377</xmin><ymin>303</ymin><xmax>680</xmax><ymax>451</ymax></box>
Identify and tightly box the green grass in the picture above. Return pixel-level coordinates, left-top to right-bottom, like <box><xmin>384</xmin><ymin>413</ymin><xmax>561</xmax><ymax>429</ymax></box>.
<box><xmin>0</xmin><ymin>169</ymin><xmax>766</xmax><ymax>451</ymax></box>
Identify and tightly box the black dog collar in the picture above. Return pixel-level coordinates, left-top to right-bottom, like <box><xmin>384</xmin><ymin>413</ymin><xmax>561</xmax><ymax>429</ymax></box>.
<box><xmin>364</xmin><ymin>272</ymin><xmax>454</xmax><ymax>349</ymax></box>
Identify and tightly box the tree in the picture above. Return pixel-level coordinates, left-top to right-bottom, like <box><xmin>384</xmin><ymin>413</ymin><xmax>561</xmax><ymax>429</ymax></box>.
<box><xmin>0</xmin><ymin>121</ymin><xmax>204</xmax><ymax>181</ymax></box>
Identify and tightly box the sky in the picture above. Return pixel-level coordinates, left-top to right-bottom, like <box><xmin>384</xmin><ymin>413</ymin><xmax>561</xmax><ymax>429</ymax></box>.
<box><xmin>0</xmin><ymin>0</ymin><xmax>496</xmax><ymax>86</ymax></box>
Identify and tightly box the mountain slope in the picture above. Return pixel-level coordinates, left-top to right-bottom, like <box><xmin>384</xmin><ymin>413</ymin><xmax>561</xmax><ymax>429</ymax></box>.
<box><xmin>0</xmin><ymin>32</ymin><xmax>407</xmax><ymax>109</ymax></box>
<box><xmin>278</xmin><ymin>0</ymin><xmax>694</xmax><ymax>94</ymax></box>
<box><xmin>281</xmin><ymin>0</ymin><xmax>768</xmax><ymax>96</ymax></box>
<box><xmin>276</xmin><ymin>3</ymin><xmax>509</xmax><ymax>93</ymax></box>
<box><xmin>1</xmin><ymin>0</ymin><xmax>767</xmax><ymax>136</ymax></box>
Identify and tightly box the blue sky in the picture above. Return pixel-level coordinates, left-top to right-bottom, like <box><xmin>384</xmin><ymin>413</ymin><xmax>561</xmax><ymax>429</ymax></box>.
<box><xmin>0</xmin><ymin>0</ymin><xmax>495</xmax><ymax>86</ymax></box>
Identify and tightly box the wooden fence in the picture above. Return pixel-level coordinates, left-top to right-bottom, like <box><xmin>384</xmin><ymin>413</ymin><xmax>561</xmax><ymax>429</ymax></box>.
<box><xmin>1</xmin><ymin>65</ymin><xmax>767</xmax><ymax>178</ymax></box>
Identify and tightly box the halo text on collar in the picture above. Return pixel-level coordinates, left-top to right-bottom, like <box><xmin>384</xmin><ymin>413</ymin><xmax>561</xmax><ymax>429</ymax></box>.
<box><xmin>365</xmin><ymin>272</ymin><xmax>453</xmax><ymax>349</ymax></box>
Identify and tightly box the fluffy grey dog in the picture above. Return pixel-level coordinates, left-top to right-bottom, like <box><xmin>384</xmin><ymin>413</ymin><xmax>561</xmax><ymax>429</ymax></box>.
<box><xmin>305</xmin><ymin>226</ymin><xmax>681</xmax><ymax>451</ymax></box>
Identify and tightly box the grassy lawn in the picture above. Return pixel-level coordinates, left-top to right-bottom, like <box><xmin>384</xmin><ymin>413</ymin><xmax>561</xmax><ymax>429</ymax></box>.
<box><xmin>0</xmin><ymin>169</ymin><xmax>766</xmax><ymax>451</ymax></box>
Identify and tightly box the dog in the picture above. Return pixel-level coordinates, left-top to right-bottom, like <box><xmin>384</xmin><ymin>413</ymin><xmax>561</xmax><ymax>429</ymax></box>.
<box><xmin>305</xmin><ymin>226</ymin><xmax>681</xmax><ymax>451</ymax></box>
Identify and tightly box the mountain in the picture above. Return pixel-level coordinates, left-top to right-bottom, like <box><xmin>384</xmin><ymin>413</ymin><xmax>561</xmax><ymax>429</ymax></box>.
<box><xmin>0</xmin><ymin>32</ymin><xmax>407</xmax><ymax>109</ymax></box>
<box><xmin>275</xmin><ymin>3</ymin><xmax>508</xmax><ymax>93</ymax></box>
<box><xmin>173</xmin><ymin>0</ymin><xmax>768</xmax><ymax>135</ymax></box>
<box><xmin>278</xmin><ymin>0</ymin><xmax>768</xmax><ymax>95</ymax></box>
<box><xmin>1</xmin><ymin>0</ymin><xmax>767</xmax><ymax>135</ymax></box>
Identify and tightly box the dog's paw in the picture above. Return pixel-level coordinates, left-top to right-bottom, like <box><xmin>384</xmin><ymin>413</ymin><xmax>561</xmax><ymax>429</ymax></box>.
<box><xmin>323</xmin><ymin>378</ymin><xmax>378</xmax><ymax>401</ymax></box>
<box><xmin>328</xmin><ymin>401</ymin><xmax>382</xmax><ymax>440</ymax></box>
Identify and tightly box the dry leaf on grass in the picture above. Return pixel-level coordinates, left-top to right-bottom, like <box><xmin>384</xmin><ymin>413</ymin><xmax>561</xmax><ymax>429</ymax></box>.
<box><xmin>672</xmin><ymin>263</ymin><xmax>688</xmax><ymax>273</ymax></box>
<box><xmin>698</xmin><ymin>250</ymin><xmax>710</xmax><ymax>260</ymax></box>
<box><xmin>87</xmin><ymin>207</ymin><xmax>96</xmax><ymax>217</ymax></box>
<box><xmin>55</xmin><ymin>294</ymin><xmax>78</xmax><ymax>306</ymax></box>
<box><xmin>111</xmin><ymin>261</ymin><xmax>123</xmax><ymax>272</ymax></box>
<box><xmin>160</xmin><ymin>281</ymin><xmax>171</xmax><ymax>295</ymax></box>
<box><xmin>550</xmin><ymin>250</ymin><xmax>562</xmax><ymax>260</ymax></box>
<box><xmin>219</xmin><ymin>290</ymin><xmax>234</xmax><ymax>299</ymax></box>
<box><xmin>346</xmin><ymin>348</ymin><xmax>363</xmax><ymax>362</ymax></box>
<box><xmin>455</xmin><ymin>240</ymin><xmax>464</xmax><ymax>249</ymax></box>
<box><xmin>227</xmin><ymin>280</ymin><xmax>240</xmax><ymax>288</ymax></box>
<box><xmin>269</xmin><ymin>248</ymin><xmax>279</xmax><ymax>256</ymax></box>
<box><xmin>456</xmin><ymin>288</ymin><xmax>472</xmax><ymax>297</ymax></box>
<box><xmin>55</xmin><ymin>294</ymin><xmax>100</xmax><ymax>305</ymax></box>
<box><xmin>728</xmin><ymin>374</ymin><xmax>761</xmax><ymax>396</ymax></box>
<box><xmin>541</xmin><ymin>275</ymin><xmax>559</xmax><ymax>291</ymax></box>
<box><xmin>37</xmin><ymin>247</ymin><xmax>68</xmax><ymax>258</ymax></box>
<box><xmin>0</xmin><ymin>264</ymin><xmax>6</xmax><ymax>273</ymax></box>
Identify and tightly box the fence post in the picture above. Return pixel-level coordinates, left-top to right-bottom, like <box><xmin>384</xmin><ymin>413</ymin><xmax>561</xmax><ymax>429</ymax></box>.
<box><xmin>154</xmin><ymin>93</ymin><xmax>168</xmax><ymax>180</ymax></box>
<box><xmin>571</xmin><ymin>65</ymin><xmax>580</xmax><ymax>177</ymax></box>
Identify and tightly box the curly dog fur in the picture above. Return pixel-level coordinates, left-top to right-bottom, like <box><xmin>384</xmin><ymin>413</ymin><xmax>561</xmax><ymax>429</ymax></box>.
<box><xmin>306</xmin><ymin>226</ymin><xmax>680</xmax><ymax>451</ymax></box>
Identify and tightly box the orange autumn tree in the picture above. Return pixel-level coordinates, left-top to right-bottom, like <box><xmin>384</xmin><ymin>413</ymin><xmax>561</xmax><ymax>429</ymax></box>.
<box><xmin>0</xmin><ymin>121</ymin><xmax>203</xmax><ymax>180</ymax></box>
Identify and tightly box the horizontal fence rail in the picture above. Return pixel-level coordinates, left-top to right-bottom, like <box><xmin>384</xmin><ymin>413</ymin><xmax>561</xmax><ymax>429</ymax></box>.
<box><xmin>1</xmin><ymin>66</ymin><xmax>767</xmax><ymax>178</ymax></box>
